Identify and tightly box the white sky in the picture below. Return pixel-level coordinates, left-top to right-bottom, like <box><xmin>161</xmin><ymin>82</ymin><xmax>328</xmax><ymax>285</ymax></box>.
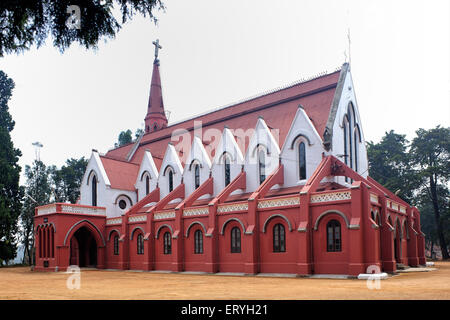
<box><xmin>1</xmin><ymin>0</ymin><xmax>449</xmax><ymax>184</ymax></box>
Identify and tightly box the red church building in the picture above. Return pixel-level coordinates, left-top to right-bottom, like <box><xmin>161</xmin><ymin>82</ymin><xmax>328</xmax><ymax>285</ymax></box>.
<box><xmin>34</xmin><ymin>42</ymin><xmax>426</xmax><ymax>277</ymax></box>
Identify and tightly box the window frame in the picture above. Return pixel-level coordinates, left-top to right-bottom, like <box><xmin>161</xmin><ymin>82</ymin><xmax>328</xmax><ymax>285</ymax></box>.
<box><xmin>194</xmin><ymin>229</ymin><xmax>203</xmax><ymax>254</ymax></box>
<box><xmin>230</xmin><ymin>226</ymin><xmax>241</xmax><ymax>253</ymax></box>
<box><xmin>326</xmin><ymin>219</ymin><xmax>342</xmax><ymax>252</ymax></box>
<box><xmin>273</xmin><ymin>223</ymin><xmax>286</xmax><ymax>253</ymax></box>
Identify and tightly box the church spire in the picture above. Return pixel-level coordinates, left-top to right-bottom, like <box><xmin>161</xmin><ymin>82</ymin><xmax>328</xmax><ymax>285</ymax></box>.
<box><xmin>145</xmin><ymin>39</ymin><xmax>168</xmax><ymax>133</ymax></box>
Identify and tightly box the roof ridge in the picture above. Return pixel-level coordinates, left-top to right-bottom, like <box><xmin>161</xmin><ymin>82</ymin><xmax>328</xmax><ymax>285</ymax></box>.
<box><xmin>99</xmin><ymin>154</ymin><xmax>139</xmax><ymax>165</ymax></box>
<box><xmin>164</xmin><ymin>67</ymin><xmax>341</xmax><ymax>129</ymax></box>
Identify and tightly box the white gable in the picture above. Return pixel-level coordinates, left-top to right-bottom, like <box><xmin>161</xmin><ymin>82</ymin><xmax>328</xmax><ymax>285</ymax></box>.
<box><xmin>244</xmin><ymin>117</ymin><xmax>281</xmax><ymax>192</ymax></box>
<box><xmin>158</xmin><ymin>143</ymin><xmax>184</xmax><ymax>198</ymax></box>
<box><xmin>280</xmin><ymin>106</ymin><xmax>325</xmax><ymax>187</ymax></box>
<box><xmin>211</xmin><ymin>127</ymin><xmax>245</xmax><ymax>195</ymax></box>
<box><xmin>183</xmin><ymin>136</ymin><xmax>212</xmax><ymax>198</ymax></box>
<box><xmin>330</xmin><ymin>68</ymin><xmax>368</xmax><ymax>182</ymax></box>
<box><xmin>135</xmin><ymin>150</ymin><xmax>159</xmax><ymax>201</ymax></box>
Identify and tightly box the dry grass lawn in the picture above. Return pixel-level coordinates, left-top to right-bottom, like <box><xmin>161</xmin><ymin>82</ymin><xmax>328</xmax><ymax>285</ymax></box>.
<box><xmin>0</xmin><ymin>262</ymin><xmax>449</xmax><ymax>300</ymax></box>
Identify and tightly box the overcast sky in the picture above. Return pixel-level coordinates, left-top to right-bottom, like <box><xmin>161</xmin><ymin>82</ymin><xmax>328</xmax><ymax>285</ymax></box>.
<box><xmin>1</xmin><ymin>0</ymin><xmax>449</xmax><ymax>184</ymax></box>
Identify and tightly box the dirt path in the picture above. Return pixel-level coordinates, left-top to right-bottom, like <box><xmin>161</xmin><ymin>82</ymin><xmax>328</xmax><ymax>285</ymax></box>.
<box><xmin>0</xmin><ymin>262</ymin><xmax>449</xmax><ymax>300</ymax></box>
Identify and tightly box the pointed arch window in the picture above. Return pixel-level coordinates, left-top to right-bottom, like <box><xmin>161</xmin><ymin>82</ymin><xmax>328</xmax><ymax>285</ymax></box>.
<box><xmin>327</xmin><ymin>220</ymin><xmax>341</xmax><ymax>252</ymax></box>
<box><xmin>194</xmin><ymin>229</ymin><xmax>203</xmax><ymax>254</ymax></box>
<box><xmin>347</xmin><ymin>108</ymin><xmax>353</xmax><ymax>170</ymax></box>
<box><xmin>258</xmin><ymin>149</ymin><xmax>266</xmax><ymax>185</ymax></box>
<box><xmin>298</xmin><ymin>141</ymin><xmax>306</xmax><ymax>180</ymax></box>
<box><xmin>224</xmin><ymin>155</ymin><xmax>231</xmax><ymax>187</ymax></box>
<box><xmin>168</xmin><ymin>169</ymin><xmax>174</xmax><ymax>192</ymax></box>
<box><xmin>145</xmin><ymin>175</ymin><xmax>150</xmax><ymax>195</ymax></box>
<box><xmin>354</xmin><ymin>125</ymin><xmax>361</xmax><ymax>173</ymax></box>
<box><xmin>92</xmin><ymin>175</ymin><xmax>97</xmax><ymax>206</ymax></box>
<box><xmin>194</xmin><ymin>164</ymin><xmax>200</xmax><ymax>189</ymax></box>
<box><xmin>230</xmin><ymin>227</ymin><xmax>241</xmax><ymax>253</ymax></box>
<box><xmin>137</xmin><ymin>233</ymin><xmax>144</xmax><ymax>255</ymax></box>
<box><xmin>273</xmin><ymin>223</ymin><xmax>286</xmax><ymax>252</ymax></box>
<box><xmin>113</xmin><ymin>235</ymin><xmax>119</xmax><ymax>255</ymax></box>
<box><xmin>163</xmin><ymin>232</ymin><xmax>172</xmax><ymax>254</ymax></box>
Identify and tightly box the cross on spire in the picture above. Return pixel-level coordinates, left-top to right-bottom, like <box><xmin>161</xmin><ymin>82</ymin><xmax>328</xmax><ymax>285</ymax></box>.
<box><xmin>152</xmin><ymin>39</ymin><xmax>162</xmax><ymax>61</ymax></box>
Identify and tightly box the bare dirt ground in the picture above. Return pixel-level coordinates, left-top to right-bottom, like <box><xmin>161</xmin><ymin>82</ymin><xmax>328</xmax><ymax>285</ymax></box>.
<box><xmin>0</xmin><ymin>262</ymin><xmax>449</xmax><ymax>300</ymax></box>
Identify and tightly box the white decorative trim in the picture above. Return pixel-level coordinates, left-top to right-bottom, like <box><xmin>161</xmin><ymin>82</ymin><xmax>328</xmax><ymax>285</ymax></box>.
<box><xmin>154</xmin><ymin>211</ymin><xmax>176</xmax><ymax>220</ymax></box>
<box><xmin>217</xmin><ymin>203</ymin><xmax>248</xmax><ymax>213</ymax></box>
<box><xmin>61</xmin><ymin>204</ymin><xmax>106</xmax><ymax>215</ymax></box>
<box><xmin>129</xmin><ymin>215</ymin><xmax>147</xmax><ymax>223</ymax></box>
<box><xmin>106</xmin><ymin>217</ymin><xmax>122</xmax><ymax>225</ymax></box>
<box><xmin>183</xmin><ymin>207</ymin><xmax>209</xmax><ymax>217</ymax></box>
<box><xmin>310</xmin><ymin>191</ymin><xmax>351</xmax><ymax>203</ymax></box>
<box><xmin>257</xmin><ymin>197</ymin><xmax>300</xmax><ymax>209</ymax></box>
<box><xmin>399</xmin><ymin>206</ymin><xmax>406</xmax><ymax>214</ymax></box>
<box><xmin>37</xmin><ymin>204</ymin><xmax>57</xmax><ymax>216</ymax></box>
<box><xmin>391</xmin><ymin>202</ymin><xmax>399</xmax><ymax>211</ymax></box>
<box><xmin>370</xmin><ymin>193</ymin><xmax>379</xmax><ymax>204</ymax></box>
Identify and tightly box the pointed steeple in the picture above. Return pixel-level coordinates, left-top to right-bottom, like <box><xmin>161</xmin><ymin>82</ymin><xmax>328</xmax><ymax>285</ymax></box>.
<box><xmin>145</xmin><ymin>39</ymin><xmax>168</xmax><ymax>133</ymax></box>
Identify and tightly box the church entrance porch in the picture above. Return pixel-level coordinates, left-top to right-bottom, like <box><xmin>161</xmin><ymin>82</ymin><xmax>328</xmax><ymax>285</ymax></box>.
<box><xmin>70</xmin><ymin>227</ymin><xmax>98</xmax><ymax>268</ymax></box>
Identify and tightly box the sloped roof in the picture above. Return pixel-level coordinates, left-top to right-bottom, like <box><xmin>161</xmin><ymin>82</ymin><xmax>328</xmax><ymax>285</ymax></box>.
<box><xmin>99</xmin><ymin>156</ymin><xmax>139</xmax><ymax>191</ymax></box>
<box><xmin>105</xmin><ymin>68</ymin><xmax>341</xmax><ymax>174</ymax></box>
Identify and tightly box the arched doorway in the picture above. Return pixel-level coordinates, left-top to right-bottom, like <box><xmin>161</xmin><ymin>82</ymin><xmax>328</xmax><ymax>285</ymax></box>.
<box><xmin>69</xmin><ymin>227</ymin><xmax>98</xmax><ymax>267</ymax></box>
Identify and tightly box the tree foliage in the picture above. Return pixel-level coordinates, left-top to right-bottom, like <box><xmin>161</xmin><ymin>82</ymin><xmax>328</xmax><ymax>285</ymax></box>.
<box><xmin>0</xmin><ymin>70</ymin><xmax>23</xmax><ymax>265</ymax></box>
<box><xmin>20</xmin><ymin>160</ymin><xmax>52</xmax><ymax>265</ymax></box>
<box><xmin>367</xmin><ymin>127</ymin><xmax>450</xmax><ymax>259</ymax></box>
<box><xmin>409</xmin><ymin>126</ymin><xmax>450</xmax><ymax>259</ymax></box>
<box><xmin>366</xmin><ymin>130</ymin><xmax>417</xmax><ymax>203</ymax></box>
<box><xmin>50</xmin><ymin>157</ymin><xmax>88</xmax><ymax>204</ymax></box>
<box><xmin>0</xmin><ymin>0</ymin><xmax>165</xmax><ymax>57</ymax></box>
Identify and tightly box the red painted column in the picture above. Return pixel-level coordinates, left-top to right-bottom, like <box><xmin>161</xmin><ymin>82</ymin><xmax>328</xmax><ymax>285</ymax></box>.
<box><xmin>143</xmin><ymin>213</ymin><xmax>155</xmax><ymax>271</ymax></box>
<box><xmin>347</xmin><ymin>184</ymin><xmax>365</xmax><ymax>276</ymax></box>
<box><xmin>414</xmin><ymin>209</ymin><xmax>426</xmax><ymax>265</ymax></box>
<box><xmin>205</xmin><ymin>203</ymin><xmax>219</xmax><ymax>273</ymax></box>
<box><xmin>379</xmin><ymin>195</ymin><xmax>396</xmax><ymax>272</ymax></box>
<box><xmin>297</xmin><ymin>192</ymin><xmax>312</xmax><ymax>275</ymax></box>
<box><xmin>172</xmin><ymin>208</ymin><xmax>184</xmax><ymax>272</ymax></box>
<box><xmin>362</xmin><ymin>188</ymin><xmax>381</xmax><ymax>272</ymax></box>
<box><xmin>244</xmin><ymin>198</ymin><xmax>259</xmax><ymax>274</ymax></box>
<box><xmin>119</xmin><ymin>215</ymin><xmax>129</xmax><ymax>270</ymax></box>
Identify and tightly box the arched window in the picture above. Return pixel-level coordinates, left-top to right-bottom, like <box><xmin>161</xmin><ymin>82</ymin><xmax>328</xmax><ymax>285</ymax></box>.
<box><xmin>224</xmin><ymin>155</ymin><xmax>231</xmax><ymax>187</ymax></box>
<box><xmin>298</xmin><ymin>141</ymin><xmax>306</xmax><ymax>180</ymax></box>
<box><xmin>194</xmin><ymin>229</ymin><xmax>203</xmax><ymax>254</ymax></box>
<box><xmin>145</xmin><ymin>175</ymin><xmax>150</xmax><ymax>195</ymax></box>
<box><xmin>354</xmin><ymin>126</ymin><xmax>361</xmax><ymax>173</ymax></box>
<box><xmin>258</xmin><ymin>149</ymin><xmax>265</xmax><ymax>185</ymax></box>
<box><xmin>168</xmin><ymin>169</ymin><xmax>174</xmax><ymax>192</ymax></box>
<box><xmin>92</xmin><ymin>175</ymin><xmax>97</xmax><ymax>206</ymax></box>
<box><xmin>38</xmin><ymin>228</ymin><xmax>42</xmax><ymax>258</ymax></box>
<box><xmin>194</xmin><ymin>164</ymin><xmax>200</xmax><ymax>189</ymax></box>
<box><xmin>230</xmin><ymin>227</ymin><xmax>241</xmax><ymax>253</ymax></box>
<box><xmin>327</xmin><ymin>220</ymin><xmax>341</xmax><ymax>252</ymax></box>
<box><xmin>273</xmin><ymin>223</ymin><xmax>286</xmax><ymax>252</ymax></box>
<box><xmin>347</xmin><ymin>108</ymin><xmax>353</xmax><ymax>170</ymax></box>
<box><xmin>137</xmin><ymin>233</ymin><xmax>144</xmax><ymax>255</ymax></box>
<box><xmin>163</xmin><ymin>232</ymin><xmax>171</xmax><ymax>254</ymax></box>
<box><xmin>113</xmin><ymin>235</ymin><xmax>119</xmax><ymax>255</ymax></box>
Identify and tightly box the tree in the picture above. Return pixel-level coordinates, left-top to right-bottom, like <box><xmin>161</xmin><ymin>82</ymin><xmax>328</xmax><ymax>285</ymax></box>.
<box><xmin>410</xmin><ymin>126</ymin><xmax>450</xmax><ymax>259</ymax></box>
<box><xmin>0</xmin><ymin>70</ymin><xmax>23</xmax><ymax>265</ymax></box>
<box><xmin>114</xmin><ymin>129</ymin><xmax>133</xmax><ymax>147</ymax></box>
<box><xmin>20</xmin><ymin>160</ymin><xmax>52</xmax><ymax>265</ymax></box>
<box><xmin>367</xmin><ymin>130</ymin><xmax>417</xmax><ymax>203</ymax></box>
<box><xmin>0</xmin><ymin>0</ymin><xmax>165</xmax><ymax>57</ymax></box>
<box><xmin>50</xmin><ymin>157</ymin><xmax>88</xmax><ymax>203</ymax></box>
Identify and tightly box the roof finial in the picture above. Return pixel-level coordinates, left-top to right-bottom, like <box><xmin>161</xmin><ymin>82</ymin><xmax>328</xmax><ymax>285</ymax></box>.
<box><xmin>152</xmin><ymin>39</ymin><xmax>162</xmax><ymax>63</ymax></box>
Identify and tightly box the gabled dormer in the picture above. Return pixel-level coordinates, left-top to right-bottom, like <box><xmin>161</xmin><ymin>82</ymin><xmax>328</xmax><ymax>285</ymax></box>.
<box><xmin>183</xmin><ymin>136</ymin><xmax>212</xmax><ymax>198</ymax></box>
<box><xmin>158</xmin><ymin>143</ymin><xmax>184</xmax><ymax>198</ymax></box>
<box><xmin>211</xmin><ymin>127</ymin><xmax>245</xmax><ymax>195</ymax></box>
<box><xmin>79</xmin><ymin>150</ymin><xmax>111</xmax><ymax>208</ymax></box>
<box><xmin>280</xmin><ymin>106</ymin><xmax>324</xmax><ymax>187</ymax></box>
<box><xmin>135</xmin><ymin>150</ymin><xmax>159</xmax><ymax>201</ymax></box>
<box><xmin>244</xmin><ymin>117</ymin><xmax>281</xmax><ymax>192</ymax></box>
